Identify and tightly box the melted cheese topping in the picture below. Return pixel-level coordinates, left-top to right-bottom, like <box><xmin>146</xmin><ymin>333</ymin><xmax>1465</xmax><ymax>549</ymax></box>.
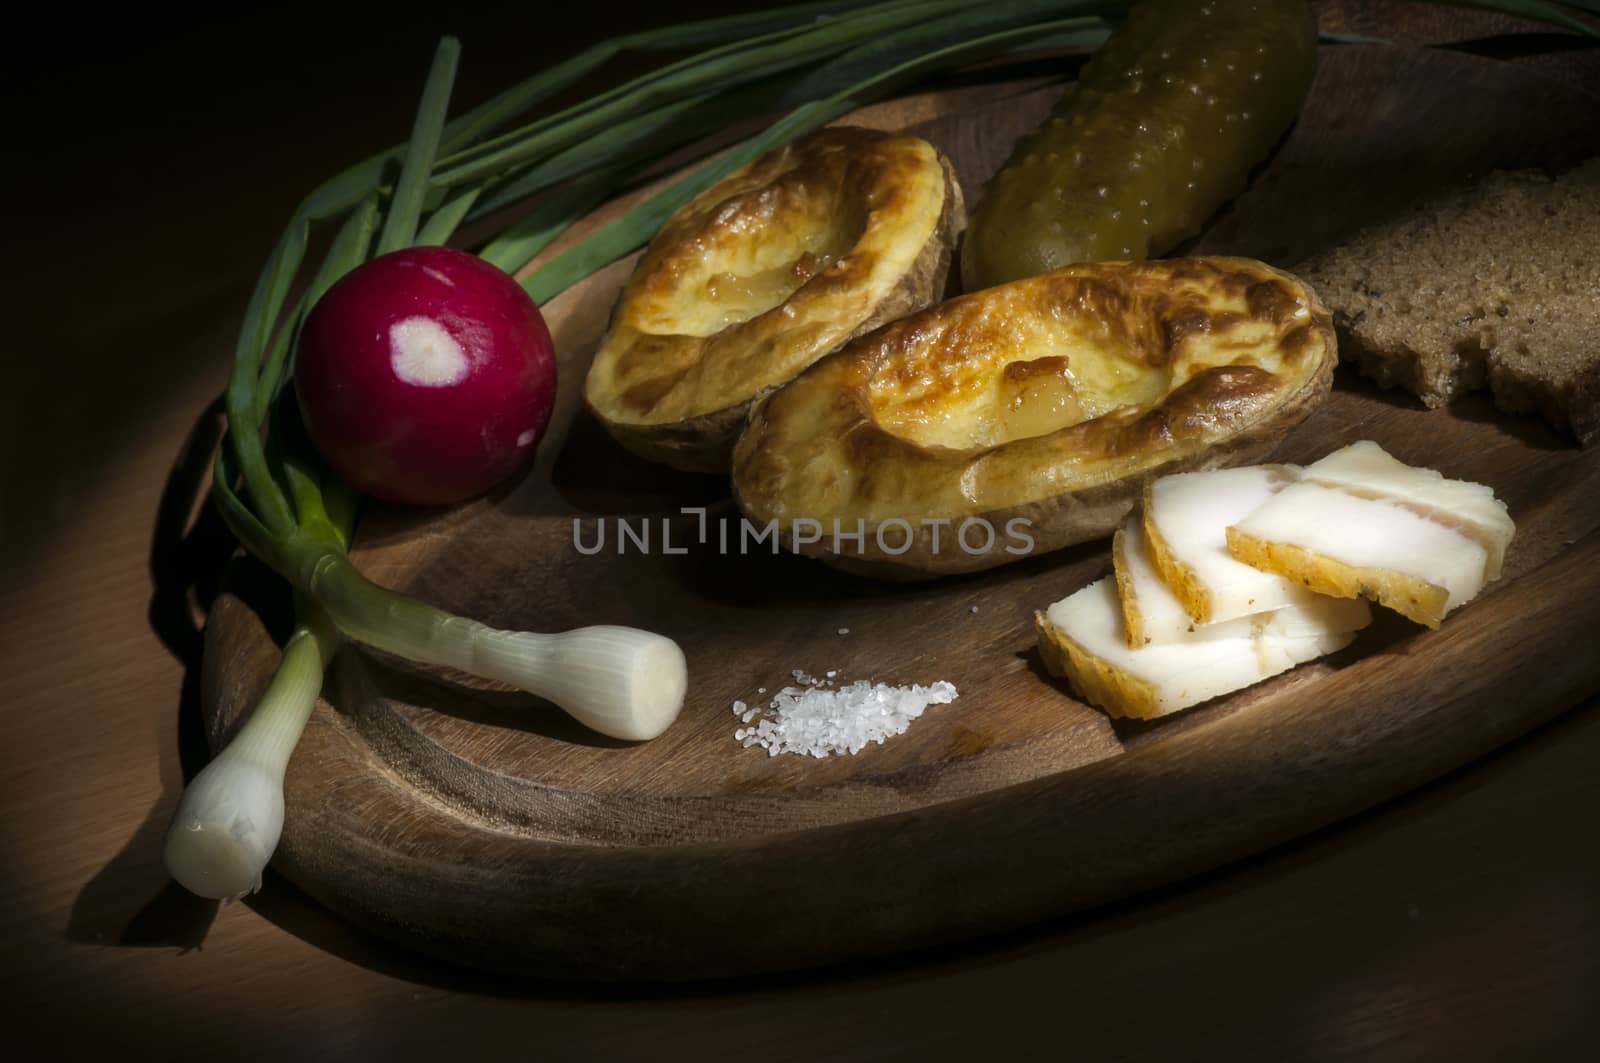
<box><xmin>733</xmin><ymin>257</ymin><xmax>1336</xmax><ymax>535</ymax></box>
<box><xmin>585</xmin><ymin>127</ymin><xmax>952</xmax><ymax>426</ymax></box>
<box><xmin>865</xmin><ymin>260</ymin><xmax>1313</xmax><ymax>451</ymax></box>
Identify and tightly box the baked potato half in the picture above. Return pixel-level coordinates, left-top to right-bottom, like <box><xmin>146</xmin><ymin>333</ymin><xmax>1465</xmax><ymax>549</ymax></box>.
<box><xmin>732</xmin><ymin>257</ymin><xmax>1336</xmax><ymax>577</ymax></box>
<box><xmin>584</xmin><ymin>126</ymin><xmax>964</xmax><ymax>472</ymax></box>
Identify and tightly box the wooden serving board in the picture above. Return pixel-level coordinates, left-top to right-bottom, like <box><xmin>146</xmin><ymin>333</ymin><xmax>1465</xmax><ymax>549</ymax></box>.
<box><xmin>203</xmin><ymin>44</ymin><xmax>1600</xmax><ymax>980</ymax></box>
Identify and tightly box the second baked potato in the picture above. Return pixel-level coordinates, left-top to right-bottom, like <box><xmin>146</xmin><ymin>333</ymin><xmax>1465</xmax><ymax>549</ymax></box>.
<box><xmin>584</xmin><ymin>126</ymin><xmax>963</xmax><ymax>472</ymax></box>
<box><xmin>732</xmin><ymin>257</ymin><xmax>1336</xmax><ymax>577</ymax></box>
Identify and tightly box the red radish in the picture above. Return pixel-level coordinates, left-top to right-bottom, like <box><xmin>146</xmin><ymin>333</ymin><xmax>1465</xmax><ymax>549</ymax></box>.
<box><xmin>294</xmin><ymin>246</ymin><xmax>557</xmax><ymax>505</ymax></box>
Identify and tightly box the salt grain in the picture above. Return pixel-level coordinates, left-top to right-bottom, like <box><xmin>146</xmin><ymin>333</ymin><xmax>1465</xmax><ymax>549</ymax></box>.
<box><xmin>837</xmin><ymin>627</ymin><xmax>850</xmax><ymax>635</ymax></box>
<box><xmin>731</xmin><ymin>673</ymin><xmax>959</xmax><ymax>758</ymax></box>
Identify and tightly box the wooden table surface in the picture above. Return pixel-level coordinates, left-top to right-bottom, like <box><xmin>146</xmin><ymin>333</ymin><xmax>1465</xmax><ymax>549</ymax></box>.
<box><xmin>6</xmin><ymin>3</ymin><xmax>1596</xmax><ymax>1059</ymax></box>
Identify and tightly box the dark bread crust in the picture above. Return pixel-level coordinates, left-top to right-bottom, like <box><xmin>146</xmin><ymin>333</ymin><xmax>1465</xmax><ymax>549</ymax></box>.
<box><xmin>1299</xmin><ymin>159</ymin><xmax>1600</xmax><ymax>443</ymax></box>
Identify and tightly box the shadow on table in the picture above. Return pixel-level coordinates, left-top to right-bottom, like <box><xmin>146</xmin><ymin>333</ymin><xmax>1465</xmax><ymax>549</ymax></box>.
<box><xmin>65</xmin><ymin>396</ymin><xmax>239</xmax><ymax>951</ymax></box>
<box><xmin>1439</xmin><ymin>32</ymin><xmax>1600</xmax><ymax>64</ymax></box>
<box><xmin>84</xmin><ymin>691</ymin><xmax>1596</xmax><ymax>1005</ymax></box>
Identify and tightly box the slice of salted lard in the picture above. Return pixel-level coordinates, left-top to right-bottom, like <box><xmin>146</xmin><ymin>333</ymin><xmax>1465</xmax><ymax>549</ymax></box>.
<box><xmin>1142</xmin><ymin>465</ymin><xmax>1335</xmax><ymax>625</ymax></box>
<box><xmin>1114</xmin><ymin>513</ymin><xmax>1371</xmax><ymax>647</ymax></box>
<box><xmin>1297</xmin><ymin>440</ymin><xmax>1516</xmax><ymax>579</ymax></box>
<box><xmin>1226</xmin><ymin>442</ymin><xmax>1515</xmax><ymax>628</ymax></box>
<box><xmin>1036</xmin><ymin>579</ymin><xmax>1359</xmax><ymax>720</ymax></box>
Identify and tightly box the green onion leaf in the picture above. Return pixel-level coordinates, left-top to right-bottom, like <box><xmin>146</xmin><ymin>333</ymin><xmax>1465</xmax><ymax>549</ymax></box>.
<box><xmin>278</xmin><ymin>451</ymin><xmax>343</xmax><ymax>550</ymax></box>
<box><xmin>416</xmin><ymin>186</ymin><xmax>484</xmax><ymax>247</ymax></box>
<box><xmin>308</xmin><ymin>193</ymin><xmax>383</xmax><ymax>305</ymax></box>
<box><xmin>464</xmin><ymin>94</ymin><xmax>709</xmax><ymax>219</ymax></box>
<box><xmin>1429</xmin><ymin>0</ymin><xmax>1598</xmax><ymax>35</ymax></box>
<box><xmin>774</xmin><ymin>0</ymin><xmax>1119</xmax><ymax>105</ymax></box>
<box><xmin>437</xmin><ymin>1</ymin><xmax>874</xmax><ymax>154</ymax></box>
<box><xmin>252</xmin><ymin>194</ymin><xmax>380</xmax><ymax>424</ymax></box>
<box><xmin>478</xmin><ymin>163</ymin><xmax>632</xmax><ymax>274</ymax></box>
<box><xmin>1319</xmin><ymin>31</ymin><xmax>1395</xmax><ymax>45</ymax></box>
<box><xmin>226</xmin><ymin>221</ymin><xmax>308</xmax><ymax>537</ymax></box>
<box><xmin>377</xmin><ymin>37</ymin><xmax>464</xmax><ymax>255</ymax></box>
<box><xmin>520</xmin><ymin>13</ymin><xmax>1113</xmax><ymax>303</ymax></box>
<box><xmin>321</xmin><ymin>476</ymin><xmax>360</xmax><ymax>547</ymax></box>
<box><xmin>210</xmin><ymin>446</ymin><xmax>286</xmax><ymax>571</ymax></box>
<box><xmin>432</xmin><ymin>1</ymin><xmax>975</xmax><ymax>189</ymax></box>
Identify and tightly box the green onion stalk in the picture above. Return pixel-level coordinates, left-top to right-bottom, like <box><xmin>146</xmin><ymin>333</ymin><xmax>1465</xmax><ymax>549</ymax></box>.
<box><xmin>165</xmin><ymin>0</ymin><xmax>1600</xmax><ymax>900</ymax></box>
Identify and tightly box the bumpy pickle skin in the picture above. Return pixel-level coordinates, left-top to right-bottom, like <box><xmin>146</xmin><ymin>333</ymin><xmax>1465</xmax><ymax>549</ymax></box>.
<box><xmin>961</xmin><ymin>0</ymin><xmax>1317</xmax><ymax>290</ymax></box>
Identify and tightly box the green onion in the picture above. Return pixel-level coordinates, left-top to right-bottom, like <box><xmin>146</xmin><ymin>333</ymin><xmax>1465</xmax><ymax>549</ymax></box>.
<box><xmin>253</xmin><ymin>194</ymin><xmax>380</xmax><ymax>422</ymax></box>
<box><xmin>415</xmin><ymin>186</ymin><xmax>484</xmax><ymax>247</ymax></box>
<box><xmin>164</xmin><ymin>600</ymin><xmax>338</xmax><ymax>900</ymax></box>
<box><xmin>520</xmin><ymin>13</ymin><xmax>1112</xmax><ymax>302</ymax></box>
<box><xmin>1431</xmin><ymin>0</ymin><xmax>1599</xmax><ymax>36</ymax></box>
<box><xmin>772</xmin><ymin>0</ymin><xmax>1122</xmax><ymax>104</ymax></box>
<box><xmin>468</xmin><ymin>93</ymin><xmax>726</xmax><ymax>221</ymax></box>
<box><xmin>208</xmin><ymin>515</ymin><xmax>689</xmax><ymax>742</ymax></box>
<box><xmin>477</xmin><ymin>163</ymin><xmax>631</xmax><ymax>274</ymax></box>
<box><xmin>430</xmin><ymin>1</ymin><xmax>962</xmax><ymax>188</ymax></box>
<box><xmin>297</xmin><ymin>551</ymin><xmax>688</xmax><ymax>742</ymax></box>
<box><xmin>377</xmin><ymin>38</ymin><xmax>462</xmax><ymax>254</ymax></box>
<box><xmin>436</xmin><ymin>0</ymin><xmax>876</xmax><ymax>154</ymax></box>
<box><xmin>473</xmin><ymin>5</ymin><xmax>1116</xmax><ymax>274</ymax></box>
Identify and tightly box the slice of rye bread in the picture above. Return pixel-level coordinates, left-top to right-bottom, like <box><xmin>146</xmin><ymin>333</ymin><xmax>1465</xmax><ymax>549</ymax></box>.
<box><xmin>1297</xmin><ymin>159</ymin><xmax>1600</xmax><ymax>444</ymax></box>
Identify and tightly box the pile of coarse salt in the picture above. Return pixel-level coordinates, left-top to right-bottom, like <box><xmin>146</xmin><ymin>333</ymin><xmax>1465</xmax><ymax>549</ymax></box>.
<box><xmin>732</xmin><ymin>670</ymin><xmax>958</xmax><ymax>758</ymax></box>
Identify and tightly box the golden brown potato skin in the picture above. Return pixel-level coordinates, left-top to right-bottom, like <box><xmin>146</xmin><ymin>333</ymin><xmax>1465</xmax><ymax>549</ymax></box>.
<box><xmin>732</xmin><ymin>257</ymin><xmax>1336</xmax><ymax>578</ymax></box>
<box><xmin>585</xmin><ymin>126</ymin><xmax>964</xmax><ymax>472</ymax></box>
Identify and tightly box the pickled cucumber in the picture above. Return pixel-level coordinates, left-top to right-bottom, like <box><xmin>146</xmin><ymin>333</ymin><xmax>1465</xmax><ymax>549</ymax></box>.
<box><xmin>961</xmin><ymin>0</ymin><xmax>1317</xmax><ymax>290</ymax></box>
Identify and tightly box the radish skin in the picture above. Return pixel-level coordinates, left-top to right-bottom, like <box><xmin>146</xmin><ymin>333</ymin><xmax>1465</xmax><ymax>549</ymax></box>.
<box><xmin>295</xmin><ymin>246</ymin><xmax>557</xmax><ymax>505</ymax></box>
